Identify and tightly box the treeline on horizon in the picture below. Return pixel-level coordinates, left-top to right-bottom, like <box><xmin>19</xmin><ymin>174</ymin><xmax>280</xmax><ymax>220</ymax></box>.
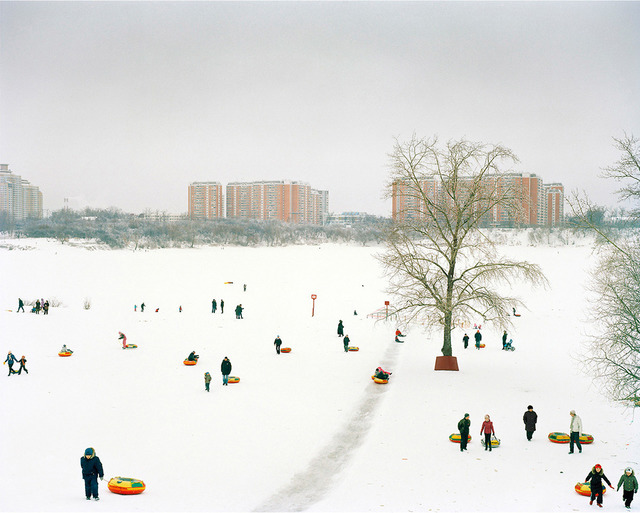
<box><xmin>0</xmin><ymin>206</ymin><xmax>637</xmax><ymax>249</ymax></box>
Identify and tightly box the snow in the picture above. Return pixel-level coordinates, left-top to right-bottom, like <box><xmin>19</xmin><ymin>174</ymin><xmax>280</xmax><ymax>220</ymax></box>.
<box><xmin>0</xmin><ymin>238</ymin><xmax>638</xmax><ymax>513</ymax></box>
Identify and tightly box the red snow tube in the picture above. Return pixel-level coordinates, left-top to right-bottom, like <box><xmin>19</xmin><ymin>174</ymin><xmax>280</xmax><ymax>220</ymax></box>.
<box><xmin>183</xmin><ymin>359</ymin><xmax>197</xmax><ymax>366</ymax></box>
<box><xmin>228</xmin><ymin>376</ymin><xmax>240</xmax><ymax>383</ymax></box>
<box><xmin>58</xmin><ymin>351</ymin><xmax>72</xmax><ymax>357</ymax></box>
<box><xmin>575</xmin><ymin>482</ymin><xmax>606</xmax><ymax>497</ymax></box>
<box><xmin>280</xmin><ymin>348</ymin><xmax>291</xmax><ymax>353</ymax></box>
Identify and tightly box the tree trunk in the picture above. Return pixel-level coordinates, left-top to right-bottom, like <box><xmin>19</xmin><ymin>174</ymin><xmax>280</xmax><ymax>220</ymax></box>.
<box><xmin>442</xmin><ymin>310</ymin><xmax>453</xmax><ymax>356</ymax></box>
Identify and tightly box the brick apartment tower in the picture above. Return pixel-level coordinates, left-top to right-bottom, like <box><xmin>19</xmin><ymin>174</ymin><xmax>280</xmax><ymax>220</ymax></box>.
<box><xmin>188</xmin><ymin>182</ymin><xmax>224</xmax><ymax>219</ymax></box>
<box><xmin>545</xmin><ymin>183</ymin><xmax>564</xmax><ymax>226</ymax></box>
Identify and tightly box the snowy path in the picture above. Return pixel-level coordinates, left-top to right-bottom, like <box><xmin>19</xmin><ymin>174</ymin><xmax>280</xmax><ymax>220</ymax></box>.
<box><xmin>254</xmin><ymin>339</ymin><xmax>402</xmax><ymax>512</ymax></box>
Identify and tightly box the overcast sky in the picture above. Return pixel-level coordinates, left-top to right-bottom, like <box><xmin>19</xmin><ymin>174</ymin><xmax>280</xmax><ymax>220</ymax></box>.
<box><xmin>1</xmin><ymin>1</ymin><xmax>639</xmax><ymax>216</ymax></box>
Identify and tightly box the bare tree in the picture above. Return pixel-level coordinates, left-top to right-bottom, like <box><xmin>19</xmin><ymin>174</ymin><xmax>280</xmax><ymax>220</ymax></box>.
<box><xmin>569</xmin><ymin>133</ymin><xmax>640</xmax><ymax>404</ymax></box>
<box><xmin>379</xmin><ymin>135</ymin><xmax>547</xmax><ymax>357</ymax></box>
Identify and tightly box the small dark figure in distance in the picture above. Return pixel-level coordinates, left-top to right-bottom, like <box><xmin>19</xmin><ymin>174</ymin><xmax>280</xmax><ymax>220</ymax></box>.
<box><xmin>585</xmin><ymin>463</ymin><xmax>613</xmax><ymax>507</ymax></box>
<box><xmin>274</xmin><ymin>336</ymin><xmax>282</xmax><ymax>354</ymax></box>
<box><xmin>337</xmin><ymin>320</ymin><xmax>344</xmax><ymax>338</ymax></box>
<box><xmin>221</xmin><ymin>356</ymin><xmax>232</xmax><ymax>386</ymax></box>
<box><xmin>235</xmin><ymin>304</ymin><xmax>243</xmax><ymax>319</ymax></box>
<box><xmin>343</xmin><ymin>334</ymin><xmax>350</xmax><ymax>353</ymax></box>
<box><xmin>220</xmin><ymin>299</ymin><xmax>224</xmax><ymax>313</ymax></box>
<box><xmin>212</xmin><ymin>299</ymin><xmax>217</xmax><ymax>313</ymax></box>
<box><xmin>458</xmin><ymin>413</ymin><xmax>471</xmax><ymax>452</ymax></box>
<box><xmin>140</xmin><ymin>302</ymin><xmax>145</xmax><ymax>312</ymax></box>
<box><xmin>395</xmin><ymin>329</ymin><xmax>406</xmax><ymax>343</ymax></box>
<box><xmin>43</xmin><ymin>300</ymin><xmax>49</xmax><ymax>315</ymax></box>
<box><xmin>523</xmin><ymin>405</ymin><xmax>537</xmax><ymax>441</ymax></box>
<box><xmin>4</xmin><ymin>351</ymin><xmax>18</xmax><ymax>376</ymax></box>
<box><xmin>118</xmin><ymin>331</ymin><xmax>128</xmax><ymax>349</ymax></box>
<box><xmin>474</xmin><ymin>330</ymin><xmax>482</xmax><ymax>349</ymax></box>
<box><xmin>17</xmin><ymin>355</ymin><xmax>28</xmax><ymax>375</ymax></box>
<box><xmin>374</xmin><ymin>367</ymin><xmax>391</xmax><ymax>380</ymax></box>
<box><xmin>502</xmin><ymin>330</ymin><xmax>508</xmax><ymax>349</ymax></box>
<box><xmin>617</xmin><ymin>467</ymin><xmax>638</xmax><ymax>510</ymax></box>
<box><xmin>463</xmin><ymin>333</ymin><xmax>469</xmax><ymax>349</ymax></box>
<box><xmin>17</xmin><ymin>298</ymin><xmax>24</xmax><ymax>313</ymax></box>
<box><xmin>187</xmin><ymin>351</ymin><xmax>199</xmax><ymax>362</ymax></box>
<box><xmin>204</xmin><ymin>372</ymin><xmax>212</xmax><ymax>392</ymax></box>
<box><xmin>80</xmin><ymin>447</ymin><xmax>104</xmax><ymax>501</ymax></box>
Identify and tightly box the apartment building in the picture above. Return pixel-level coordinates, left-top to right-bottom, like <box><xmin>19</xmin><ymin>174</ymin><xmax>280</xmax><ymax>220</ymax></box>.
<box><xmin>392</xmin><ymin>171</ymin><xmax>563</xmax><ymax>227</ymax></box>
<box><xmin>188</xmin><ymin>182</ymin><xmax>224</xmax><ymax>219</ymax></box>
<box><xmin>0</xmin><ymin>164</ymin><xmax>43</xmax><ymax>220</ymax></box>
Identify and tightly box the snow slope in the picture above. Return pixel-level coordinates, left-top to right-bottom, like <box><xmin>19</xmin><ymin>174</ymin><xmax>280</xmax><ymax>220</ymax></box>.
<box><xmin>0</xmin><ymin>238</ymin><xmax>638</xmax><ymax>513</ymax></box>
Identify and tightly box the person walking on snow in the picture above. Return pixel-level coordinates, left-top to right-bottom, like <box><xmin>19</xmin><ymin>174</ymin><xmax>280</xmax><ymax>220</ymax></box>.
<box><xmin>204</xmin><ymin>372</ymin><xmax>212</xmax><ymax>392</ymax></box>
<box><xmin>569</xmin><ymin>410</ymin><xmax>583</xmax><ymax>454</ymax></box>
<box><xmin>274</xmin><ymin>336</ymin><xmax>282</xmax><ymax>354</ymax></box>
<box><xmin>502</xmin><ymin>330</ymin><xmax>508</xmax><ymax>350</ymax></box>
<box><xmin>221</xmin><ymin>357</ymin><xmax>232</xmax><ymax>386</ymax></box>
<box><xmin>463</xmin><ymin>333</ymin><xmax>469</xmax><ymax>349</ymax></box>
<box><xmin>523</xmin><ymin>405</ymin><xmax>537</xmax><ymax>441</ymax></box>
<box><xmin>118</xmin><ymin>332</ymin><xmax>128</xmax><ymax>349</ymax></box>
<box><xmin>220</xmin><ymin>299</ymin><xmax>224</xmax><ymax>313</ymax></box>
<box><xmin>337</xmin><ymin>320</ymin><xmax>344</xmax><ymax>337</ymax></box>
<box><xmin>617</xmin><ymin>467</ymin><xmax>638</xmax><ymax>510</ymax></box>
<box><xmin>80</xmin><ymin>447</ymin><xmax>104</xmax><ymax>501</ymax></box>
<box><xmin>17</xmin><ymin>298</ymin><xmax>24</xmax><ymax>313</ymax></box>
<box><xmin>343</xmin><ymin>334</ymin><xmax>350</xmax><ymax>352</ymax></box>
<box><xmin>140</xmin><ymin>302</ymin><xmax>145</xmax><ymax>312</ymax></box>
<box><xmin>585</xmin><ymin>463</ymin><xmax>613</xmax><ymax>507</ymax></box>
<box><xmin>474</xmin><ymin>329</ymin><xmax>482</xmax><ymax>349</ymax></box>
<box><xmin>212</xmin><ymin>299</ymin><xmax>217</xmax><ymax>313</ymax></box>
<box><xmin>458</xmin><ymin>413</ymin><xmax>471</xmax><ymax>452</ymax></box>
<box><xmin>4</xmin><ymin>351</ymin><xmax>18</xmax><ymax>375</ymax></box>
<box><xmin>480</xmin><ymin>414</ymin><xmax>495</xmax><ymax>451</ymax></box>
<box><xmin>16</xmin><ymin>355</ymin><xmax>28</xmax><ymax>375</ymax></box>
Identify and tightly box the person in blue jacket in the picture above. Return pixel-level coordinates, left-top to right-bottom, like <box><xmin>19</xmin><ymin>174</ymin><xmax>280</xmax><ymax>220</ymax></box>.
<box><xmin>4</xmin><ymin>351</ymin><xmax>18</xmax><ymax>376</ymax></box>
<box><xmin>81</xmin><ymin>447</ymin><xmax>104</xmax><ymax>500</ymax></box>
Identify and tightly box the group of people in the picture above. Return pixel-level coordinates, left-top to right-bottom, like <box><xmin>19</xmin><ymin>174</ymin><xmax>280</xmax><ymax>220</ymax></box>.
<box><xmin>461</xmin><ymin>328</ymin><xmax>513</xmax><ymax>350</ymax></box>
<box><xmin>201</xmin><ymin>357</ymin><xmax>234</xmax><ymax>391</ymax></box>
<box><xmin>16</xmin><ymin>297</ymin><xmax>50</xmax><ymax>314</ymax></box>
<box><xmin>4</xmin><ymin>351</ymin><xmax>28</xmax><ymax>375</ymax></box>
<box><xmin>211</xmin><ymin>299</ymin><xmax>225</xmax><ymax>313</ymax></box>
<box><xmin>457</xmin><ymin>407</ymin><xmax>638</xmax><ymax>509</ymax></box>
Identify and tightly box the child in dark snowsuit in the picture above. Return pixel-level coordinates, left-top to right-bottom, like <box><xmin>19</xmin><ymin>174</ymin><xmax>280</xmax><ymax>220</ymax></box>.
<box><xmin>586</xmin><ymin>464</ymin><xmax>613</xmax><ymax>507</ymax></box>
<box><xmin>17</xmin><ymin>356</ymin><xmax>28</xmax><ymax>374</ymax></box>
<box><xmin>617</xmin><ymin>467</ymin><xmax>638</xmax><ymax>510</ymax></box>
<box><xmin>343</xmin><ymin>335</ymin><xmax>350</xmax><ymax>352</ymax></box>
<box><xmin>80</xmin><ymin>447</ymin><xmax>104</xmax><ymax>500</ymax></box>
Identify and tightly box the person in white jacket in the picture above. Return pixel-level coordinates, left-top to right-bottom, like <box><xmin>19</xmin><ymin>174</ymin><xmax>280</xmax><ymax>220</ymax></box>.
<box><xmin>569</xmin><ymin>410</ymin><xmax>583</xmax><ymax>454</ymax></box>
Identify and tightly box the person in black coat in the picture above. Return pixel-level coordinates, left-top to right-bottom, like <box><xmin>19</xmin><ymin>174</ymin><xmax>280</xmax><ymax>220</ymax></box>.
<box><xmin>221</xmin><ymin>357</ymin><xmax>232</xmax><ymax>386</ymax></box>
<box><xmin>274</xmin><ymin>336</ymin><xmax>282</xmax><ymax>354</ymax></box>
<box><xmin>80</xmin><ymin>447</ymin><xmax>104</xmax><ymax>500</ymax></box>
<box><xmin>462</xmin><ymin>333</ymin><xmax>469</xmax><ymax>349</ymax></box>
<box><xmin>343</xmin><ymin>335</ymin><xmax>350</xmax><ymax>352</ymax></box>
<box><xmin>474</xmin><ymin>330</ymin><xmax>482</xmax><ymax>349</ymax></box>
<box><xmin>337</xmin><ymin>320</ymin><xmax>344</xmax><ymax>338</ymax></box>
<box><xmin>501</xmin><ymin>330</ymin><xmax>508</xmax><ymax>350</ymax></box>
<box><xmin>523</xmin><ymin>405</ymin><xmax>537</xmax><ymax>441</ymax></box>
<box><xmin>17</xmin><ymin>298</ymin><xmax>24</xmax><ymax>313</ymax></box>
<box><xmin>458</xmin><ymin>414</ymin><xmax>471</xmax><ymax>452</ymax></box>
<box><xmin>585</xmin><ymin>463</ymin><xmax>613</xmax><ymax>506</ymax></box>
<box><xmin>187</xmin><ymin>351</ymin><xmax>199</xmax><ymax>362</ymax></box>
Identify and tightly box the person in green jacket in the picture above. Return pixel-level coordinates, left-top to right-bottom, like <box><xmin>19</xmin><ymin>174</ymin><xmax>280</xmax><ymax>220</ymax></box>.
<box><xmin>204</xmin><ymin>372</ymin><xmax>212</xmax><ymax>392</ymax></box>
<box><xmin>617</xmin><ymin>467</ymin><xmax>638</xmax><ymax>510</ymax></box>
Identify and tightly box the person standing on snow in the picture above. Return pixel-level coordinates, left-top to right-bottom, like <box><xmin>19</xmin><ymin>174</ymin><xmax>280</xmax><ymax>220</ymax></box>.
<box><xmin>462</xmin><ymin>333</ymin><xmax>469</xmax><ymax>349</ymax></box>
<box><xmin>4</xmin><ymin>351</ymin><xmax>18</xmax><ymax>376</ymax></box>
<box><xmin>274</xmin><ymin>336</ymin><xmax>282</xmax><ymax>354</ymax></box>
<box><xmin>221</xmin><ymin>357</ymin><xmax>232</xmax><ymax>386</ymax></box>
<box><xmin>140</xmin><ymin>302</ymin><xmax>145</xmax><ymax>312</ymax></box>
<box><xmin>617</xmin><ymin>467</ymin><xmax>638</xmax><ymax>510</ymax></box>
<box><xmin>204</xmin><ymin>372</ymin><xmax>212</xmax><ymax>392</ymax></box>
<box><xmin>523</xmin><ymin>405</ymin><xmax>537</xmax><ymax>441</ymax></box>
<box><xmin>16</xmin><ymin>355</ymin><xmax>28</xmax><ymax>375</ymax></box>
<box><xmin>343</xmin><ymin>334</ymin><xmax>350</xmax><ymax>352</ymax></box>
<box><xmin>118</xmin><ymin>332</ymin><xmax>128</xmax><ymax>349</ymax></box>
<box><xmin>585</xmin><ymin>463</ymin><xmax>613</xmax><ymax>507</ymax></box>
<box><xmin>569</xmin><ymin>410</ymin><xmax>583</xmax><ymax>454</ymax></box>
<box><xmin>458</xmin><ymin>413</ymin><xmax>471</xmax><ymax>452</ymax></box>
<box><xmin>80</xmin><ymin>447</ymin><xmax>104</xmax><ymax>501</ymax></box>
<box><xmin>474</xmin><ymin>329</ymin><xmax>482</xmax><ymax>349</ymax></box>
<box><xmin>337</xmin><ymin>320</ymin><xmax>344</xmax><ymax>338</ymax></box>
<box><xmin>501</xmin><ymin>330</ymin><xmax>508</xmax><ymax>350</ymax></box>
<box><xmin>220</xmin><ymin>299</ymin><xmax>224</xmax><ymax>314</ymax></box>
<box><xmin>480</xmin><ymin>414</ymin><xmax>496</xmax><ymax>451</ymax></box>
<box><xmin>17</xmin><ymin>298</ymin><xmax>24</xmax><ymax>313</ymax></box>
<box><xmin>212</xmin><ymin>299</ymin><xmax>217</xmax><ymax>313</ymax></box>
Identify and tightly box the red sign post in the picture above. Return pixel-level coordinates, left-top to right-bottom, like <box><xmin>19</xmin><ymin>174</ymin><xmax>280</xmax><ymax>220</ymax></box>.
<box><xmin>311</xmin><ymin>294</ymin><xmax>317</xmax><ymax>317</ymax></box>
<box><xmin>384</xmin><ymin>300</ymin><xmax>390</xmax><ymax>319</ymax></box>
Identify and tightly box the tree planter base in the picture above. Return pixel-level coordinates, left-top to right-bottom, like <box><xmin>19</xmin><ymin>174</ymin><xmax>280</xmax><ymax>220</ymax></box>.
<box><xmin>434</xmin><ymin>355</ymin><xmax>459</xmax><ymax>371</ymax></box>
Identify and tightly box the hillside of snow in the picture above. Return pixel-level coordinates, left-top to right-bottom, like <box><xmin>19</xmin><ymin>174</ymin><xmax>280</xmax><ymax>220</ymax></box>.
<box><xmin>0</xmin><ymin>238</ymin><xmax>638</xmax><ymax>513</ymax></box>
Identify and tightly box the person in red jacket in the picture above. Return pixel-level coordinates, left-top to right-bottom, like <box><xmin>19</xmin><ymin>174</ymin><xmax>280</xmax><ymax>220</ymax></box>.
<box><xmin>118</xmin><ymin>331</ymin><xmax>127</xmax><ymax>348</ymax></box>
<box><xmin>480</xmin><ymin>414</ymin><xmax>495</xmax><ymax>451</ymax></box>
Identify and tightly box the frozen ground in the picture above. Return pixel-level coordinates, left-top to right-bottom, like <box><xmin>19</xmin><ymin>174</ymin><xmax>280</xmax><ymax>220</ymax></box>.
<box><xmin>0</xmin><ymin>237</ymin><xmax>638</xmax><ymax>513</ymax></box>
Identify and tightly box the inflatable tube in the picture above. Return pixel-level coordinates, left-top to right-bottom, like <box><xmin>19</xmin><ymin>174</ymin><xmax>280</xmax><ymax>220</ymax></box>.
<box><xmin>183</xmin><ymin>359</ymin><xmax>197</xmax><ymax>366</ymax></box>
<box><xmin>477</xmin><ymin>343</ymin><xmax>486</xmax><ymax>348</ymax></box>
<box><xmin>579</xmin><ymin>433</ymin><xmax>594</xmax><ymax>444</ymax></box>
<box><xmin>371</xmin><ymin>375</ymin><xmax>388</xmax><ymax>384</ymax></box>
<box><xmin>481</xmin><ymin>436</ymin><xmax>501</xmax><ymax>448</ymax></box>
<box><xmin>58</xmin><ymin>351</ymin><xmax>72</xmax><ymax>357</ymax></box>
<box><xmin>575</xmin><ymin>482</ymin><xmax>606</xmax><ymax>497</ymax></box>
<box><xmin>122</xmin><ymin>345</ymin><xmax>137</xmax><ymax>349</ymax></box>
<box><xmin>280</xmin><ymin>348</ymin><xmax>291</xmax><ymax>353</ymax></box>
<box><xmin>228</xmin><ymin>376</ymin><xmax>240</xmax><ymax>383</ymax></box>
<box><xmin>348</xmin><ymin>347</ymin><xmax>359</xmax><ymax>351</ymax></box>
<box><xmin>548</xmin><ymin>432</ymin><xmax>570</xmax><ymax>443</ymax></box>
<box><xmin>108</xmin><ymin>477</ymin><xmax>146</xmax><ymax>495</ymax></box>
<box><xmin>449</xmin><ymin>433</ymin><xmax>471</xmax><ymax>443</ymax></box>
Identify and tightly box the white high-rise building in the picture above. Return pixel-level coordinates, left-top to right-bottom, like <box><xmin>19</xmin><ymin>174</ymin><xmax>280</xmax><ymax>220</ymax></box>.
<box><xmin>0</xmin><ymin>164</ymin><xmax>43</xmax><ymax>221</ymax></box>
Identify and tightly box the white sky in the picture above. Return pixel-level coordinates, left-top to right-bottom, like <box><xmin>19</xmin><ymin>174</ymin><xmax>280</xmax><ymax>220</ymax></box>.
<box><xmin>1</xmin><ymin>1</ymin><xmax>639</xmax><ymax>216</ymax></box>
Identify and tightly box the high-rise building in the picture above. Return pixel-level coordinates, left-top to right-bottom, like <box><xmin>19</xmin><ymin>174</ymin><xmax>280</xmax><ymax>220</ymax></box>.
<box><xmin>226</xmin><ymin>180</ymin><xmax>328</xmax><ymax>225</ymax></box>
<box><xmin>188</xmin><ymin>182</ymin><xmax>224</xmax><ymax>219</ymax></box>
<box><xmin>0</xmin><ymin>164</ymin><xmax>43</xmax><ymax>220</ymax></box>
<box><xmin>392</xmin><ymin>171</ymin><xmax>562</xmax><ymax>227</ymax></box>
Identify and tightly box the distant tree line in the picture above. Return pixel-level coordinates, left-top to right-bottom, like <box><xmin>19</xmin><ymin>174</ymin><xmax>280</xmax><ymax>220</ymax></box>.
<box><xmin>0</xmin><ymin>208</ymin><xmax>391</xmax><ymax>249</ymax></box>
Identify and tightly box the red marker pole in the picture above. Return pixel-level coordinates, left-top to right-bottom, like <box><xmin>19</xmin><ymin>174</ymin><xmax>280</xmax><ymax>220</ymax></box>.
<box><xmin>384</xmin><ymin>300</ymin><xmax>390</xmax><ymax>319</ymax></box>
<box><xmin>311</xmin><ymin>294</ymin><xmax>317</xmax><ymax>317</ymax></box>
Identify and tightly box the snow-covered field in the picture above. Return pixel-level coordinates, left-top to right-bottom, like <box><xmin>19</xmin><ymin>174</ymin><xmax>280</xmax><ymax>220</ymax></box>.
<box><xmin>0</xmin><ymin>237</ymin><xmax>638</xmax><ymax>513</ymax></box>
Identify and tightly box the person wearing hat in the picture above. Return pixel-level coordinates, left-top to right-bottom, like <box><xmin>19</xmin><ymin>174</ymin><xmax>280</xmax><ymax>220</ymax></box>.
<box><xmin>617</xmin><ymin>467</ymin><xmax>638</xmax><ymax>510</ymax></box>
<box><xmin>80</xmin><ymin>447</ymin><xmax>104</xmax><ymax>501</ymax></box>
<box><xmin>343</xmin><ymin>334</ymin><xmax>350</xmax><ymax>353</ymax></box>
<box><xmin>523</xmin><ymin>405</ymin><xmax>538</xmax><ymax>441</ymax></box>
<box><xmin>569</xmin><ymin>410</ymin><xmax>583</xmax><ymax>454</ymax></box>
<box><xmin>458</xmin><ymin>413</ymin><xmax>471</xmax><ymax>452</ymax></box>
<box><xmin>274</xmin><ymin>335</ymin><xmax>282</xmax><ymax>354</ymax></box>
<box><xmin>204</xmin><ymin>372</ymin><xmax>212</xmax><ymax>392</ymax></box>
<box><xmin>221</xmin><ymin>357</ymin><xmax>232</xmax><ymax>386</ymax></box>
<box><xmin>585</xmin><ymin>463</ymin><xmax>613</xmax><ymax>507</ymax></box>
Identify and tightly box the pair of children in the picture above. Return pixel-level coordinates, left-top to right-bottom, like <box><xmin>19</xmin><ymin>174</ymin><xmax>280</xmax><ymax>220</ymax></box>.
<box><xmin>585</xmin><ymin>464</ymin><xmax>637</xmax><ymax>509</ymax></box>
